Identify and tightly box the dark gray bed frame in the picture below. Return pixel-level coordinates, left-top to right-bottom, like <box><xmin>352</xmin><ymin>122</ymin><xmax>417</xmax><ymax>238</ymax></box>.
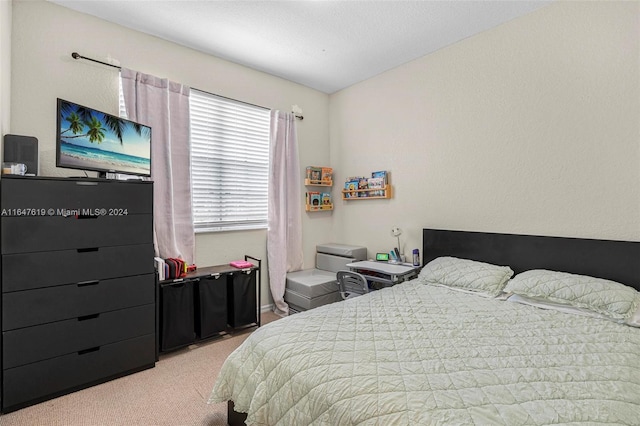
<box><xmin>227</xmin><ymin>229</ymin><xmax>640</xmax><ymax>424</ymax></box>
<box><xmin>422</xmin><ymin>228</ymin><xmax>640</xmax><ymax>291</ymax></box>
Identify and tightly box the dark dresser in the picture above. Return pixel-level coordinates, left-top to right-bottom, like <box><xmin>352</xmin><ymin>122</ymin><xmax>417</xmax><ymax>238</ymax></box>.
<box><xmin>0</xmin><ymin>176</ymin><xmax>155</xmax><ymax>412</ymax></box>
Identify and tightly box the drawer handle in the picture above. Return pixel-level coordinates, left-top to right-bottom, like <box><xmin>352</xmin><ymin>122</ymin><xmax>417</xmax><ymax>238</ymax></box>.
<box><xmin>78</xmin><ymin>346</ymin><xmax>100</xmax><ymax>355</ymax></box>
<box><xmin>78</xmin><ymin>313</ymin><xmax>100</xmax><ymax>321</ymax></box>
<box><xmin>76</xmin><ymin>181</ymin><xmax>99</xmax><ymax>186</ymax></box>
<box><xmin>77</xmin><ymin>280</ymin><xmax>100</xmax><ymax>287</ymax></box>
<box><xmin>77</xmin><ymin>247</ymin><xmax>99</xmax><ymax>253</ymax></box>
<box><xmin>76</xmin><ymin>214</ymin><xmax>99</xmax><ymax>220</ymax></box>
<box><xmin>210</xmin><ymin>273</ymin><xmax>221</xmax><ymax>279</ymax></box>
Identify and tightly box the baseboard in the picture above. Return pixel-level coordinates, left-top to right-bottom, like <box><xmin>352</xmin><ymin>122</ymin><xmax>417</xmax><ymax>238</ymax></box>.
<box><xmin>260</xmin><ymin>303</ymin><xmax>273</xmax><ymax>313</ymax></box>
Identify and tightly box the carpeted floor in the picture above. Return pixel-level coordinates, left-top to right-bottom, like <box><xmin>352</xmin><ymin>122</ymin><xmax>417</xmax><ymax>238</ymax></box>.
<box><xmin>0</xmin><ymin>312</ymin><xmax>281</xmax><ymax>426</ymax></box>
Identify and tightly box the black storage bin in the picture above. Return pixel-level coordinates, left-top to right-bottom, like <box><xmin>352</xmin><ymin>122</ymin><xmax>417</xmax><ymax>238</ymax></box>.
<box><xmin>196</xmin><ymin>275</ymin><xmax>228</xmax><ymax>338</ymax></box>
<box><xmin>160</xmin><ymin>280</ymin><xmax>196</xmax><ymax>351</ymax></box>
<box><xmin>227</xmin><ymin>269</ymin><xmax>257</xmax><ymax>328</ymax></box>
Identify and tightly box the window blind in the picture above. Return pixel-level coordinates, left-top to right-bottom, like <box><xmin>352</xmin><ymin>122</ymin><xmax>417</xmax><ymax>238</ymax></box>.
<box><xmin>189</xmin><ymin>89</ymin><xmax>270</xmax><ymax>232</ymax></box>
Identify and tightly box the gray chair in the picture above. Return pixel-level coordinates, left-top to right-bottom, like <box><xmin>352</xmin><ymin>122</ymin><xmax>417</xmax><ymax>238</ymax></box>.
<box><xmin>337</xmin><ymin>270</ymin><xmax>369</xmax><ymax>300</ymax></box>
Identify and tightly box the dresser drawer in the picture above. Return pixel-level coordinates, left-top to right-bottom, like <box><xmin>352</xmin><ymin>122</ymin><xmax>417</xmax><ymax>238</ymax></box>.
<box><xmin>3</xmin><ymin>304</ymin><xmax>155</xmax><ymax>369</ymax></box>
<box><xmin>2</xmin><ymin>274</ymin><xmax>155</xmax><ymax>330</ymax></box>
<box><xmin>2</xmin><ymin>244</ymin><xmax>154</xmax><ymax>292</ymax></box>
<box><xmin>0</xmin><ymin>177</ymin><xmax>152</xmax><ymax>214</ymax></box>
<box><xmin>2</xmin><ymin>333</ymin><xmax>155</xmax><ymax>412</ymax></box>
<box><xmin>1</xmin><ymin>215</ymin><xmax>152</xmax><ymax>253</ymax></box>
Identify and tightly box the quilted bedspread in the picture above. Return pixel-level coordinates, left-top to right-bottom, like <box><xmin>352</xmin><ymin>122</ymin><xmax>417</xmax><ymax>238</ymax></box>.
<box><xmin>209</xmin><ymin>281</ymin><xmax>640</xmax><ymax>425</ymax></box>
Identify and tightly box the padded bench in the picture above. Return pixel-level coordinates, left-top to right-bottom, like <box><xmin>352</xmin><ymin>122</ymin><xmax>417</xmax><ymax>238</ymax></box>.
<box><xmin>285</xmin><ymin>243</ymin><xmax>367</xmax><ymax>314</ymax></box>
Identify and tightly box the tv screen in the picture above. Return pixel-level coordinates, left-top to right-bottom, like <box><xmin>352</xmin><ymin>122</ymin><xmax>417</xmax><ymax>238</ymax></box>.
<box><xmin>56</xmin><ymin>98</ymin><xmax>151</xmax><ymax>177</ymax></box>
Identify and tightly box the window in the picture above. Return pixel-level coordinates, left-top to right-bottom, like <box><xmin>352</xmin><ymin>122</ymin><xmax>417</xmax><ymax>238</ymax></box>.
<box><xmin>189</xmin><ymin>89</ymin><xmax>271</xmax><ymax>232</ymax></box>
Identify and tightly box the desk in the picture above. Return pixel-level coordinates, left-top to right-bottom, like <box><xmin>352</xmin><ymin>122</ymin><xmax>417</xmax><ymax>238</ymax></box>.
<box><xmin>346</xmin><ymin>261</ymin><xmax>421</xmax><ymax>289</ymax></box>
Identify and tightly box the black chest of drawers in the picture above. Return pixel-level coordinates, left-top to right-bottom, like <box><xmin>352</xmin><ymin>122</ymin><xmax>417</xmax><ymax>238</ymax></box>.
<box><xmin>0</xmin><ymin>176</ymin><xmax>156</xmax><ymax>413</ymax></box>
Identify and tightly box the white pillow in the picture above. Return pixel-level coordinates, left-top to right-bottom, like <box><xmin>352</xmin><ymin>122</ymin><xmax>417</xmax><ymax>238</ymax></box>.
<box><xmin>418</xmin><ymin>256</ymin><xmax>513</xmax><ymax>297</ymax></box>
<box><xmin>625</xmin><ymin>304</ymin><xmax>640</xmax><ymax>327</ymax></box>
<box><xmin>507</xmin><ymin>294</ymin><xmax>614</xmax><ymax>321</ymax></box>
<box><xmin>505</xmin><ymin>269</ymin><xmax>640</xmax><ymax>320</ymax></box>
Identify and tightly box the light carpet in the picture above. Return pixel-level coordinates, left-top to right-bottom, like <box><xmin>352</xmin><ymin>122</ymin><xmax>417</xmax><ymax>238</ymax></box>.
<box><xmin>0</xmin><ymin>312</ymin><xmax>281</xmax><ymax>426</ymax></box>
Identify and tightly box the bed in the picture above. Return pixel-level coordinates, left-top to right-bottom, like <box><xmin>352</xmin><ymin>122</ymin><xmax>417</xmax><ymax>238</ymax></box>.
<box><xmin>209</xmin><ymin>229</ymin><xmax>640</xmax><ymax>425</ymax></box>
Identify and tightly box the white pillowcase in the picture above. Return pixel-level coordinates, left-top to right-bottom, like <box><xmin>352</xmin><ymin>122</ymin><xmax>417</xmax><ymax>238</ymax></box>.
<box><xmin>625</xmin><ymin>305</ymin><xmax>640</xmax><ymax>327</ymax></box>
<box><xmin>418</xmin><ymin>256</ymin><xmax>514</xmax><ymax>297</ymax></box>
<box><xmin>507</xmin><ymin>293</ymin><xmax>614</xmax><ymax>321</ymax></box>
<box><xmin>505</xmin><ymin>269</ymin><xmax>640</xmax><ymax>321</ymax></box>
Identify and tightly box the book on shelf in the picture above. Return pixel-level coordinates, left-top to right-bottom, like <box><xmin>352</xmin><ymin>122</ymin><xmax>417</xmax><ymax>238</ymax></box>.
<box><xmin>367</xmin><ymin>177</ymin><xmax>385</xmax><ymax>196</ymax></box>
<box><xmin>306</xmin><ymin>166</ymin><xmax>322</xmax><ymax>182</ymax></box>
<box><xmin>307</xmin><ymin>191</ymin><xmax>321</xmax><ymax>207</ymax></box>
<box><xmin>321</xmin><ymin>167</ymin><xmax>333</xmax><ymax>183</ymax></box>
<box><xmin>371</xmin><ymin>170</ymin><xmax>388</xmax><ymax>184</ymax></box>
<box><xmin>344</xmin><ymin>179</ymin><xmax>359</xmax><ymax>198</ymax></box>
<box><xmin>358</xmin><ymin>177</ymin><xmax>369</xmax><ymax>197</ymax></box>
<box><xmin>321</xmin><ymin>192</ymin><xmax>332</xmax><ymax>206</ymax></box>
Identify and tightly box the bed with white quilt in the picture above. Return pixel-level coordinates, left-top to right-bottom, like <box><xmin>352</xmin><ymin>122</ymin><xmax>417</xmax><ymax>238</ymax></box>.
<box><xmin>209</xmin><ymin>229</ymin><xmax>640</xmax><ymax>425</ymax></box>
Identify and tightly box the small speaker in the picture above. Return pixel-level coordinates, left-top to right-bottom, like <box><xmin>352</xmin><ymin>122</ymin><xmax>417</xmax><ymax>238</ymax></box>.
<box><xmin>3</xmin><ymin>134</ymin><xmax>38</xmax><ymax>176</ymax></box>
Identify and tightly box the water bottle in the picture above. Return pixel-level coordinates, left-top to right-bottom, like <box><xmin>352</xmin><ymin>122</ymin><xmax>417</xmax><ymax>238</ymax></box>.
<box><xmin>412</xmin><ymin>249</ymin><xmax>420</xmax><ymax>266</ymax></box>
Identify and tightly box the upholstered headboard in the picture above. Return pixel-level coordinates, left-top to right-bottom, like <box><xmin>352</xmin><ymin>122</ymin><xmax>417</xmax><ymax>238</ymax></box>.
<box><xmin>422</xmin><ymin>229</ymin><xmax>640</xmax><ymax>291</ymax></box>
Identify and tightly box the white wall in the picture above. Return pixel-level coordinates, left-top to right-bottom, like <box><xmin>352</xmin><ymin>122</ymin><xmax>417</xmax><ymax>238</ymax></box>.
<box><xmin>8</xmin><ymin>0</ymin><xmax>331</xmax><ymax>307</ymax></box>
<box><xmin>329</xmin><ymin>1</ymin><xmax>640</xmax><ymax>259</ymax></box>
<box><xmin>0</xmin><ymin>0</ymin><xmax>11</xmax><ymax>142</ymax></box>
<box><xmin>8</xmin><ymin>0</ymin><xmax>640</xmax><ymax>308</ymax></box>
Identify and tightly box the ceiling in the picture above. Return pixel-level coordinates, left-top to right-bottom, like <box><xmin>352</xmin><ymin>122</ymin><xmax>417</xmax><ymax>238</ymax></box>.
<box><xmin>49</xmin><ymin>0</ymin><xmax>551</xmax><ymax>94</ymax></box>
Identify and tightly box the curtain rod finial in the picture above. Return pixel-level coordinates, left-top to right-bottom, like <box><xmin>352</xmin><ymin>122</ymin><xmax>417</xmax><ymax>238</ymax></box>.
<box><xmin>291</xmin><ymin>104</ymin><xmax>304</xmax><ymax>120</ymax></box>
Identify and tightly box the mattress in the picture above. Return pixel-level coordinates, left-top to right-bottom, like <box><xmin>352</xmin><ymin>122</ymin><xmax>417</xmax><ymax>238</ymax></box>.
<box><xmin>315</xmin><ymin>253</ymin><xmax>357</xmax><ymax>273</ymax></box>
<box><xmin>316</xmin><ymin>243</ymin><xmax>367</xmax><ymax>273</ymax></box>
<box><xmin>285</xmin><ymin>268</ymin><xmax>337</xmax><ymax>298</ymax></box>
<box><xmin>210</xmin><ymin>281</ymin><xmax>640</xmax><ymax>425</ymax></box>
<box><xmin>284</xmin><ymin>288</ymin><xmax>342</xmax><ymax>312</ymax></box>
<box><xmin>316</xmin><ymin>243</ymin><xmax>367</xmax><ymax>260</ymax></box>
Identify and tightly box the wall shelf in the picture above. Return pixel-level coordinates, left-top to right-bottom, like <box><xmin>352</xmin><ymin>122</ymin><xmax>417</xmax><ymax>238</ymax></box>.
<box><xmin>342</xmin><ymin>184</ymin><xmax>392</xmax><ymax>200</ymax></box>
<box><xmin>304</xmin><ymin>178</ymin><xmax>332</xmax><ymax>187</ymax></box>
<box><xmin>305</xmin><ymin>166</ymin><xmax>333</xmax><ymax>212</ymax></box>
<box><xmin>305</xmin><ymin>204</ymin><xmax>334</xmax><ymax>212</ymax></box>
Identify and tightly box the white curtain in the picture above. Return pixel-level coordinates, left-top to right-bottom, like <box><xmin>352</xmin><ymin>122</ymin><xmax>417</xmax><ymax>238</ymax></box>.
<box><xmin>268</xmin><ymin>110</ymin><xmax>303</xmax><ymax>316</ymax></box>
<box><xmin>120</xmin><ymin>68</ymin><xmax>195</xmax><ymax>264</ymax></box>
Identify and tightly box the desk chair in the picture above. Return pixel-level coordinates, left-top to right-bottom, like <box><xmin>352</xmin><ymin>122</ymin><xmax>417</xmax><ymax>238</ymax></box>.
<box><xmin>337</xmin><ymin>270</ymin><xmax>369</xmax><ymax>300</ymax></box>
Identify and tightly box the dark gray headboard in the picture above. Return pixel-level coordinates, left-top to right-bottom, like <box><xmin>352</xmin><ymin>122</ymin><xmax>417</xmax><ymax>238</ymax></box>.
<box><xmin>423</xmin><ymin>229</ymin><xmax>640</xmax><ymax>291</ymax></box>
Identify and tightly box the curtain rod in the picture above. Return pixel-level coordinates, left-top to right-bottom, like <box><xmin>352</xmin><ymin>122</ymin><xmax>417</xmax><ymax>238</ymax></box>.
<box><xmin>72</xmin><ymin>52</ymin><xmax>121</xmax><ymax>69</ymax></box>
<box><xmin>71</xmin><ymin>51</ymin><xmax>303</xmax><ymax>119</ymax></box>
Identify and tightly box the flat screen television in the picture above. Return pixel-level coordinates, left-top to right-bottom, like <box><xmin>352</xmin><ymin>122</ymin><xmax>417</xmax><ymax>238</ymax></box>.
<box><xmin>56</xmin><ymin>98</ymin><xmax>151</xmax><ymax>177</ymax></box>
